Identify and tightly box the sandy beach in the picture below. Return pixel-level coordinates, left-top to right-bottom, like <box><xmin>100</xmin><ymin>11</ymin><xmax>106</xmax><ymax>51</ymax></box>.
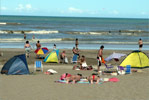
<box><xmin>0</xmin><ymin>48</ymin><xmax>149</xmax><ymax>100</ymax></box>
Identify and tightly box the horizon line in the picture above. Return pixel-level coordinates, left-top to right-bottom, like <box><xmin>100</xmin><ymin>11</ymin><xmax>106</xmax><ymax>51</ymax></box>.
<box><xmin>0</xmin><ymin>14</ymin><xmax>149</xmax><ymax>19</ymax></box>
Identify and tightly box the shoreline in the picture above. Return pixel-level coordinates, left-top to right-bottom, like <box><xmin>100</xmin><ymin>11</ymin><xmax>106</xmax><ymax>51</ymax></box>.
<box><xmin>0</xmin><ymin>43</ymin><xmax>149</xmax><ymax>50</ymax></box>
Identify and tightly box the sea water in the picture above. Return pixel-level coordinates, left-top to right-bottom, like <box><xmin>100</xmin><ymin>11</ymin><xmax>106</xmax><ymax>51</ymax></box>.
<box><xmin>0</xmin><ymin>15</ymin><xmax>149</xmax><ymax>50</ymax></box>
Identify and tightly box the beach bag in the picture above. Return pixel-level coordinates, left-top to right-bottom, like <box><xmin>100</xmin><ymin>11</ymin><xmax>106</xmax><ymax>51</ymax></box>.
<box><xmin>65</xmin><ymin>57</ymin><xmax>68</xmax><ymax>63</ymax></box>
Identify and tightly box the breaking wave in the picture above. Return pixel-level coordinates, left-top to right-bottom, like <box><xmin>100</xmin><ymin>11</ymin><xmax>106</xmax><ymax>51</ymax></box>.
<box><xmin>63</xmin><ymin>30</ymin><xmax>149</xmax><ymax>36</ymax></box>
<box><xmin>0</xmin><ymin>22</ymin><xmax>21</xmax><ymax>25</ymax></box>
<box><xmin>0</xmin><ymin>30</ymin><xmax>59</xmax><ymax>34</ymax></box>
<box><xmin>0</xmin><ymin>38</ymin><xmax>62</xmax><ymax>43</ymax></box>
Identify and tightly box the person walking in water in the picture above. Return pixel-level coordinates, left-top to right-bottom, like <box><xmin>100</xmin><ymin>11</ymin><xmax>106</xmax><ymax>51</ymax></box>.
<box><xmin>138</xmin><ymin>38</ymin><xmax>143</xmax><ymax>51</ymax></box>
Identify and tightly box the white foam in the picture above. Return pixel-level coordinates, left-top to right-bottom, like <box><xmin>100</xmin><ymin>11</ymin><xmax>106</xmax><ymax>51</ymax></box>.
<box><xmin>0</xmin><ymin>22</ymin><xmax>6</xmax><ymax>25</ymax></box>
<box><xmin>0</xmin><ymin>30</ymin><xmax>8</xmax><ymax>34</ymax></box>
<box><xmin>0</xmin><ymin>38</ymin><xmax>62</xmax><ymax>43</ymax></box>
<box><xmin>27</xmin><ymin>30</ymin><xmax>59</xmax><ymax>34</ymax></box>
<box><xmin>0</xmin><ymin>30</ymin><xmax>59</xmax><ymax>34</ymax></box>
<box><xmin>74</xmin><ymin>31</ymin><xmax>108</xmax><ymax>35</ymax></box>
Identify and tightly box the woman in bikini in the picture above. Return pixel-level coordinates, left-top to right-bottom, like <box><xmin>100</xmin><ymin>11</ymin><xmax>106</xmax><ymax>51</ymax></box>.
<box><xmin>87</xmin><ymin>73</ymin><xmax>100</xmax><ymax>84</ymax></box>
<box><xmin>65</xmin><ymin>73</ymin><xmax>82</xmax><ymax>84</ymax></box>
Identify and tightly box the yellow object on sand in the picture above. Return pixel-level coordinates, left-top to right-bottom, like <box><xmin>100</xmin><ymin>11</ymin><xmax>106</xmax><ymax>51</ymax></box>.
<box><xmin>120</xmin><ymin>50</ymin><xmax>149</xmax><ymax>68</ymax></box>
<box><xmin>44</xmin><ymin>50</ymin><xmax>59</xmax><ymax>63</ymax></box>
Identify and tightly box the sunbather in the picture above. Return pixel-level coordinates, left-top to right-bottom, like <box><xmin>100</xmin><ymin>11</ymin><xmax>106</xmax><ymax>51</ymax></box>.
<box><xmin>65</xmin><ymin>73</ymin><xmax>82</xmax><ymax>84</ymax></box>
<box><xmin>87</xmin><ymin>73</ymin><xmax>100</xmax><ymax>84</ymax></box>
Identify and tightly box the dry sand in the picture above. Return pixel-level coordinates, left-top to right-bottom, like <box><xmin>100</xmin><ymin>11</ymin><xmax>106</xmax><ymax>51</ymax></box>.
<box><xmin>0</xmin><ymin>48</ymin><xmax>149</xmax><ymax>100</ymax></box>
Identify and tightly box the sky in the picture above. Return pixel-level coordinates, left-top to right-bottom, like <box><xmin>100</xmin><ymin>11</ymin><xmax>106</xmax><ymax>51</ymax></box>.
<box><xmin>0</xmin><ymin>0</ymin><xmax>149</xmax><ymax>18</ymax></box>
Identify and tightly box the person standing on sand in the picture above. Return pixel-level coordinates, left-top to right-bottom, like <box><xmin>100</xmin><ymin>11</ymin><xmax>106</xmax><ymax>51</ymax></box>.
<box><xmin>24</xmin><ymin>41</ymin><xmax>32</xmax><ymax>58</ymax></box>
<box><xmin>97</xmin><ymin>45</ymin><xmax>104</xmax><ymax>72</ymax></box>
<box><xmin>53</xmin><ymin>44</ymin><xmax>57</xmax><ymax>50</ymax></box>
<box><xmin>75</xmin><ymin>38</ymin><xmax>79</xmax><ymax>48</ymax></box>
<box><xmin>36</xmin><ymin>40</ymin><xmax>41</xmax><ymax>58</ymax></box>
<box><xmin>36</xmin><ymin>40</ymin><xmax>41</xmax><ymax>49</ymax></box>
<box><xmin>138</xmin><ymin>38</ymin><xmax>143</xmax><ymax>51</ymax></box>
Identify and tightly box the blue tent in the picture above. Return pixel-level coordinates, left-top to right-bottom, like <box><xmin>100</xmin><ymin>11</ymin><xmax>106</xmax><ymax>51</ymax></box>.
<box><xmin>1</xmin><ymin>54</ymin><xmax>29</xmax><ymax>75</ymax></box>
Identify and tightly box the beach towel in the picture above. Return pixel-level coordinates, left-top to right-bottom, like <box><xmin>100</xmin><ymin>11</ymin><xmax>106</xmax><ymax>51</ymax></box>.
<box><xmin>55</xmin><ymin>79</ymin><xmax>103</xmax><ymax>84</ymax></box>
<box><xmin>109</xmin><ymin>77</ymin><xmax>119</xmax><ymax>82</ymax></box>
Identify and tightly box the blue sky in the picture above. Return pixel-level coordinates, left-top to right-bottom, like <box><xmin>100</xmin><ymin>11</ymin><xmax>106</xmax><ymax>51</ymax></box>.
<box><xmin>0</xmin><ymin>0</ymin><xmax>149</xmax><ymax>18</ymax></box>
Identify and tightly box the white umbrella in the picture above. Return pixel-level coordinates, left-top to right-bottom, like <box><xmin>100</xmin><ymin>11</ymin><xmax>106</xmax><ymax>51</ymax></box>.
<box><xmin>105</xmin><ymin>52</ymin><xmax>126</xmax><ymax>62</ymax></box>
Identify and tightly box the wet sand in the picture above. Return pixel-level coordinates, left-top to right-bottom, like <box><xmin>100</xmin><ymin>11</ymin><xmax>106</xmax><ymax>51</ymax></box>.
<box><xmin>0</xmin><ymin>48</ymin><xmax>149</xmax><ymax>100</ymax></box>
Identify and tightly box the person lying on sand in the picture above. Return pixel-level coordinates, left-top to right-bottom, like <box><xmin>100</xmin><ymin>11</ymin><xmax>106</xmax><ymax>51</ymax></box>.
<box><xmin>87</xmin><ymin>73</ymin><xmax>100</xmax><ymax>84</ymax></box>
<box><xmin>65</xmin><ymin>73</ymin><xmax>82</xmax><ymax>84</ymax></box>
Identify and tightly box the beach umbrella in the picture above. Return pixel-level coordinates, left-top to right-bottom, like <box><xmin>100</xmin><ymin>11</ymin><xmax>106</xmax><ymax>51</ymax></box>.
<box><xmin>35</xmin><ymin>47</ymin><xmax>49</xmax><ymax>55</ymax></box>
<box><xmin>105</xmin><ymin>52</ymin><xmax>126</xmax><ymax>62</ymax></box>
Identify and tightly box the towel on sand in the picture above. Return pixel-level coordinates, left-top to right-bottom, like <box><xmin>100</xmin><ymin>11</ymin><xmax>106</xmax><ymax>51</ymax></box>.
<box><xmin>55</xmin><ymin>79</ymin><xmax>103</xmax><ymax>84</ymax></box>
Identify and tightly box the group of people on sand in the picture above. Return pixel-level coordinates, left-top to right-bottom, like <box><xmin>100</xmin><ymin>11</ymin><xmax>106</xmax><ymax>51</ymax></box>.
<box><xmin>60</xmin><ymin>73</ymin><xmax>100</xmax><ymax>84</ymax></box>
<box><xmin>24</xmin><ymin>40</ymin><xmax>41</xmax><ymax>58</ymax></box>
<box><xmin>24</xmin><ymin>38</ymin><xmax>143</xmax><ymax>73</ymax></box>
<box><xmin>24</xmin><ymin>38</ymin><xmax>105</xmax><ymax>73</ymax></box>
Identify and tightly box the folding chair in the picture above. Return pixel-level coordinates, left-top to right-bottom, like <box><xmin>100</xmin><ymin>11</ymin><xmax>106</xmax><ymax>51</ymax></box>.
<box><xmin>117</xmin><ymin>66</ymin><xmax>125</xmax><ymax>75</ymax></box>
<box><xmin>117</xmin><ymin>66</ymin><xmax>124</xmax><ymax>71</ymax></box>
<box><xmin>125</xmin><ymin>65</ymin><xmax>131</xmax><ymax>74</ymax></box>
<box><xmin>34</xmin><ymin>61</ymin><xmax>43</xmax><ymax>72</ymax></box>
<box><xmin>104</xmin><ymin>63</ymin><xmax>114</xmax><ymax>70</ymax></box>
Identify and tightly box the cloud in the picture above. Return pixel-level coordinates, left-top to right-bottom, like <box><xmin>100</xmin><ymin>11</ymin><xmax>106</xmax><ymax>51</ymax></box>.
<box><xmin>141</xmin><ymin>12</ymin><xmax>147</xmax><ymax>15</ymax></box>
<box><xmin>26</xmin><ymin>4</ymin><xmax>32</xmax><ymax>10</ymax></box>
<box><xmin>68</xmin><ymin>7</ymin><xmax>83</xmax><ymax>13</ymax></box>
<box><xmin>112</xmin><ymin>10</ymin><xmax>119</xmax><ymax>15</ymax></box>
<box><xmin>1</xmin><ymin>7</ymin><xmax>7</xmax><ymax>10</ymax></box>
<box><xmin>16</xmin><ymin>4</ymin><xmax>24</xmax><ymax>11</ymax></box>
<box><xmin>108</xmin><ymin>10</ymin><xmax>119</xmax><ymax>15</ymax></box>
<box><xmin>16</xmin><ymin>4</ymin><xmax>33</xmax><ymax>11</ymax></box>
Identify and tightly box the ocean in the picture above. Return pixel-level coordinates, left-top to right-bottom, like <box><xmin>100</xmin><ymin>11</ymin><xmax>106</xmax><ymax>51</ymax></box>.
<box><xmin>0</xmin><ymin>15</ymin><xmax>149</xmax><ymax>50</ymax></box>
